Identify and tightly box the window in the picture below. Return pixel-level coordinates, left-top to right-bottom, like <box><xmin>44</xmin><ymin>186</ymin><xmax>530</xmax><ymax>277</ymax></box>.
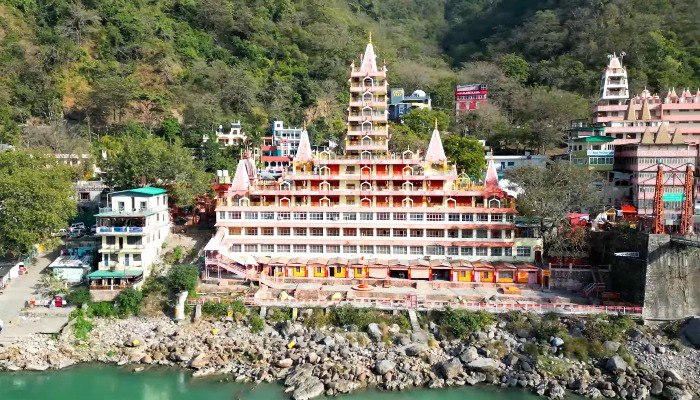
<box><xmin>427</xmin><ymin>229</ymin><xmax>444</xmax><ymax>238</ymax></box>
<box><xmin>343</xmin><ymin>228</ymin><xmax>357</xmax><ymax>236</ymax></box>
<box><xmin>310</xmin><ymin>212</ymin><xmax>323</xmax><ymax>220</ymax></box>
<box><xmin>360</xmin><ymin>245</ymin><xmax>374</xmax><ymax>254</ymax></box>
<box><xmin>244</xmin><ymin>244</ymin><xmax>257</xmax><ymax>252</ymax></box>
<box><xmin>326</xmin><ymin>245</ymin><xmax>340</xmax><ymax>253</ymax></box>
<box><xmin>448</xmin><ymin>213</ymin><xmax>460</xmax><ymax>222</ymax></box>
<box><xmin>461</xmin><ymin>247</ymin><xmax>473</xmax><ymax>256</ymax></box>
<box><xmin>393</xmin><ymin>246</ymin><xmax>407</xmax><ymax>255</ymax></box>
<box><xmin>355</xmin><ymin>267</ymin><xmax>363</xmax><ymax>275</ymax></box>
<box><xmin>491</xmin><ymin>214</ymin><xmax>504</xmax><ymax>222</ymax></box>
<box><xmin>360</xmin><ymin>228</ymin><xmax>374</xmax><ymax>237</ymax></box>
<box><xmin>447</xmin><ymin>246</ymin><xmax>459</xmax><ymax>256</ymax></box>
<box><xmin>228</xmin><ymin>211</ymin><xmax>241</xmax><ymax>220</ymax></box>
<box><xmin>218</xmin><ymin>211</ymin><xmax>225</xmax><ymax>220</ymax></box>
<box><xmin>462</xmin><ymin>229</ymin><xmax>473</xmax><ymax>238</ymax></box>
<box><xmin>231</xmin><ymin>244</ymin><xmax>242</xmax><ymax>252</ymax></box>
<box><xmin>79</xmin><ymin>192</ymin><xmax>90</xmax><ymax>201</ymax></box>
<box><xmin>244</xmin><ymin>212</ymin><xmax>258</xmax><ymax>220</ymax></box>
<box><xmin>343</xmin><ymin>212</ymin><xmax>357</xmax><ymax>221</ymax></box>
<box><xmin>360</xmin><ymin>212</ymin><xmax>373</xmax><ymax>220</ymax></box>
<box><xmin>426</xmin><ymin>213</ymin><xmax>444</xmax><ymax>221</ymax></box>
<box><xmin>342</xmin><ymin>245</ymin><xmax>357</xmax><ymax>254</ymax></box>
<box><xmin>491</xmin><ymin>247</ymin><xmax>503</xmax><ymax>256</ymax></box>
<box><xmin>393</xmin><ymin>212</ymin><xmax>407</xmax><ymax>221</ymax></box>
<box><xmin>278</xmin><ymin>227</ymin><xmax>290</xmax><ymax>236</ymax></box>
<box><xmin>294</xmin><ymin>227</ymin><xmax>307</xmax><ymax>236</ymax></box>
<box><xmin>327</xmin><ymin>228</ymin><xmax>340</xmax><ymax>236</ymax></box>
<box><xmin>377</xmin><ymin>212</ymin><xmax>390</xmax><ymax>221</ymax></box>
<box><xmin>261</xmin><ymin>212</ymin><xmax>274</xmax><ymax>220</ymax></box>
<box><xmin>477</xmin><ymin>213</ymin><xmax>489</xmax><ymax>222</ymax></box>
<box><xmin>410</xmin><ymin>229</ymin><xmax>423</xmax><ymax>238</ymax></box>
<box><xmin>326</xmin><ymin>212</ymin><xmax>340</xmax><ymax>221</ymax></box>
<box><xmin>245</xmin><ymin>227</ymin><xmax>258</xmax><ymax>235</ymax></box>
<box><xmin>447</xmin><ymin>229</ymin><xmax>459</xmax><ymax>238</ymax></box>
<box><xmin>516</xmin><ymin>246</ymin><xmax>532</xmax><ymax>257</ymax></box>
<box><xmin>106</xmin><ymin>236</ymin><xmax>115</xmax><ymax>245</ymax></box>
<box><xmin>278</xmin><ymin>212</ymin><xmax>290</xmax><ymax>220</ymax></box>
<box><xmin>393</xmin><ymin>229</ymin><xmax>407</xmax><ymax>237</ymax></box>
<box><xmin>377</xmin><ymin>245</ymin><xmax>390</xmax><ymax>254</ymax></box>
<box><xmin>475</xmin><ymin>247</ymin><xmax>488</xmax><ymax>256</ymax></box>
<box><xmin>504</xmin><ymin>247</ymin><xmax>512</xmax><ymax>257</ymax></box>
<box><xmin>133</xmin><ymin>254</ymin><xmax>141</xmax><ymax>261</ymax></box>
<box><xmin>476</xmin><ymin>229</ymin><xmax>488</xmax><ymax>238</ymax></box>
<box><xmin>410</xmin><ymin>213</ymin><xmax>423</xmax><ymax>221</ymax></box>
<box><xmin>315</xmin><ymin>267</ymin><xmax>324</xmax><ymax>275</ymax></box>
<box><xmin>293</xmin><ymin>212</ymin><xmax>307</xmax><ymax>220</ymax></box>
<box><xmin>426</xmin><ymin>245</ymin><xmax>444</xmax><ymax>255</ymax></box>
<box><xmin>261</xmin><ymin>244</ymin><xmax>274</xmax><ymax>252</ymax></box>
<box><xmin>345</xmin><ymin>197</ymin><xmax>356</xmax><ymax>205</ymax></box>
<box><xmin>377</xmin><ymin>228</ymin><xmax>390</xmax><ymax>237</ymax></box>
<box><xmin>293</xmin><ymin>244</ymin><xmax>307</xmax><ymax>253</ymax></box>
<box><xmin>462</xmin><ymin>213</ymin><xmax>473</xmax><ymax>221</ymax></box>
<box><xmin>311</xmin><ymin>228</ymin><xmax>323</xmax><ymax>236</ymax></box>
<box><xmin>499</xmin><ymin>271</ymin><xmax>514</xmax><ymax>280</ymax></box>
<box><xmin>506</xmin><ymin>214</ymin><xmax>515</xmax><ymax>222</ymax></box>
<box><xmin>410</xmin><ymin>246</ymin><xmax>424</xmax><ymax>255</ymax></box>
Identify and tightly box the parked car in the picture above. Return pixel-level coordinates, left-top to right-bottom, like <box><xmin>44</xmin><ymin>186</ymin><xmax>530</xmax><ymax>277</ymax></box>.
<box><xmin>70</xmin><ymin>222</ymin><xmax>86</xmax><ymax>231</ymax></box>
<box><xmin>69</xmin><ymin>228</ymin><xmax>84</xmax><ymax>238</ymax></box>
<box><xmin>51</xmin><ymin>228</ymin><xmax>69</xmax><ymax>237</ymax></box>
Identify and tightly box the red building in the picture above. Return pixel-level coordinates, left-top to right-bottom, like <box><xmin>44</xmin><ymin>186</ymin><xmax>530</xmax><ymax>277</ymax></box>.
<box><xmin>455</xmin><ymin>84</ymin><xmax>488</xmax><ymax>114</ymax></box>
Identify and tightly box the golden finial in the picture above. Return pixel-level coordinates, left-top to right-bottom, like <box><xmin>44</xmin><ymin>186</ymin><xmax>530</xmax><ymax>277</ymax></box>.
<box><xmin>434</xmin><ymin>118</ymin><xmax>438</xmax><ymax>130</ymax></box>
<box><xmin>368</xmin><ymin>31</ymin><xmax>372</xmax><ymax>44</ymax></box>
<box><xmin>303</xmin><ymin>120</ymin><xmax>307</xmax><ymax>131</ymax></box>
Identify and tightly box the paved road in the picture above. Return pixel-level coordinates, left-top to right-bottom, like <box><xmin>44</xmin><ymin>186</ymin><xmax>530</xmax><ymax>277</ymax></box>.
<box><xmin>0</xmin><ymin>250</ymin><xmax>66</xmax><ymax>342</ymax></box>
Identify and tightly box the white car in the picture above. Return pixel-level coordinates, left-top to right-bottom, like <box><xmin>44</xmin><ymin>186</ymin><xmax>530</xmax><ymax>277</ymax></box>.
<box><xmin>70</xmin><ymin>222</ymin><xmax>86</xmax><ymax>231</ymax></box>
<box><xmin>51</xmin><ymin>228</ymin><xmax>69</xmax><ymax>237</ymax></box>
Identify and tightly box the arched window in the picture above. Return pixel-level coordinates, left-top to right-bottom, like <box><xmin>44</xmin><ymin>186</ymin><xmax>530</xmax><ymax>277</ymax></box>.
<box><xmin>363</xmin><ymin>77</ymin><xmax>374</xmax><ymax>88</ymax></box>
<box><xmin>488</xmin><ymin>197</ymin><xmax>502</xmax><ymax>208</ymax></box>
<box><xmin>361</xmin><ymin>151</ymin><xmax>372</xmax><ymax>160</ymax></box>
<box><xmin>446</xmin><ymin>198</ymin><xmax>456</xmax><ymax>208</ymax></box>
<box><xmin>362</xmin><ymin>135</ymin><xmax>372</xmax><ymax>146</ymax></box>
<box><xmin>402</xmin><ymin>150</ymin><xmax>414</xmax><ymax>159</ymax></box>
<box><xmin>361</xmin><ymin>197</ymin><xmax>372</xmax><ymax>207</ymax></box>
<box><xmin>361</xmin><ymin>166</ymin><xmax>372</xmax><ymax>176</ymax></box>
<box><xmin>320</xmin><ymin>181</ymin><xmax>331</xmax><ymax>191</ymax></box>
<box><xmin>362</xmin><ymin>106</ymin><xmax>372</xmax><ymax>117</ymax></box>
<box><xmin>402</xmin><ymin>181</ymin><xmax>414</xmax><ymax>191</ymax></box>
<box><xmin>361</xmin><ymin>181</ymin><xmax>372</xmax><ymax>191</ymax></box>
<box><xmin>402</xmin><ymin>197</ymin><xmax>414</xmax><ymax>207</ymax></box>
<box><xmin>239</xmin><ymin>196</ymin><xmax>251</xmax><ymax>207</ymax></box>
<box><xmin>362</xmin><ymin>92</ymin><xmax>372</xmax><ymax>102</ymax></box>
<box><xmin>320</xmin><ymin>196</ymin><xmax>331</xmax><ymax>207</ymax></box>
<box><xmin>279</xmin><ymin>181</ymin><xmax>292</xmax><ymax>190</ymax></box>
<box><xmin>319</xmin><ymin>166</ymin><xmax>331</xmax><ymax>176</ymax></box>
<box><xmin>280</xmin><ymin>197</ymin><xmax>291</xmax><ymax>207</ymax></box>
<box><xmin>402</xmin><ymin>166</ymin><xmax>412</xmax><ymax>176</ymax></box>
<box><xmin>319</xmin><ymin>150</ymin><xmax>331</xmax><ymax>160</ymax></box>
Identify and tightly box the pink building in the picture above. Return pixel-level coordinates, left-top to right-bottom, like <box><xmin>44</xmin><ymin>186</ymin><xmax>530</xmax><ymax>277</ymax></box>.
<box><xmin>204</xmin><ymin>40</ymin><xmax>543</xmax><ymax>286</ymax></box>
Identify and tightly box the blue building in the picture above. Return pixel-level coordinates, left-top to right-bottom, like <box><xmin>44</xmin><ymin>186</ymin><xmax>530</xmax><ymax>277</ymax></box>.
<box><xmin>388</xmin><ymin>88</ymin><xmax>431</xmax><ymax>121</ymax></box>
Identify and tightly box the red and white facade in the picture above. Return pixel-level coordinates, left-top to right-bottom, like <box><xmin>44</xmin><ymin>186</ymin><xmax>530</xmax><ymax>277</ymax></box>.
<box><xmin>205</xmin><ymin>40</ymin><xmax>543</xmax><ymax>285</ymax></box>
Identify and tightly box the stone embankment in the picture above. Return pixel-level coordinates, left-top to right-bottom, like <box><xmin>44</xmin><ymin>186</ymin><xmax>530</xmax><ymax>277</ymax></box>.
<box><xmin>0</xmin><ymin>313</ymin><xmax>698</xmax><ymax>400</ymax></box>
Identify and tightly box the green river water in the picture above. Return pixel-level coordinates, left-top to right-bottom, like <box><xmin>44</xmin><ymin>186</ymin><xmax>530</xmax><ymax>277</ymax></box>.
<box><xmin>0</xmin><ymin>364</ymin><xmax>568</xmax><ymax>400</ymax></box>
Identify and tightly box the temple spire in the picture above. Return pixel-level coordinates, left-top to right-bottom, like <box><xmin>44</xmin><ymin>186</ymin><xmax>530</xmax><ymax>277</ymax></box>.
<box><xmin>425</xmin><ymin>120</ymin><xmax>446</xmax><ymax>163</ymax></box>
<box><xmin>294</xmin><ymin>125</ymin><xmax>313</xmax><ymax>163</ymax></box>
<box><xmin>359</xmin><ymin>38</ymin><xmax>378</xmax><ymax>73</ymax></box>
<box><xmin>230</xmin><ymin>159</ymin><xmax>251</xmax><ymax>193</ymax></box>
<box><xmin>484</xmin><ymin>156</ymin><xmax>499</xmax><ymax>190</ymax></box>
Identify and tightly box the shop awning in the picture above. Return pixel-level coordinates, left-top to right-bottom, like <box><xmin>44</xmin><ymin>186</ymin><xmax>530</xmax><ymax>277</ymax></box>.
<box><xmin>88</xmin><ymin>270</ymin><xmax>143</xmax><ymax>279</ymax></box>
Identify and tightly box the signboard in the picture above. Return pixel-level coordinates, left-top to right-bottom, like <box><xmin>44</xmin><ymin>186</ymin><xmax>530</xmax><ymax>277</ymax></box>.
<box><xmin>614</xmin><ymin>252</ymin><xmax>640</xmax><ymax>258</ymax></box>
<box><xmin>587</xmin><ymin>150</ymin><xmax>614</xmax><ymax>156</ymax></box>
<box><xmin>662</xmin><ymin>193</ymin><xmax>685</xmax><ymax>202</ymax></box>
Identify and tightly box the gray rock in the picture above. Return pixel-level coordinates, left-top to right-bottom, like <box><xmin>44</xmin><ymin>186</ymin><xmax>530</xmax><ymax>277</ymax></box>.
<box><xmin>277</xmin><ymin>358</ymin><xmax>294</xmax><ymax>368</ymax></box>
<box><xmin>307</xmin><ymin>352</ymin><xmax>318</xmax><ymax>364</ymax></box>
<box><xmin>605</xmin><ymin>355</ymin><xmax>627</xmax><ymax>373</ymax></box>
<box><xmin>515</xmin><ymin>329</ymin><xmax>531</xmax><ymax>339</ymax></box>
<box><xmin>645</xmin><ymin>343</ymin><xmax>656</xmax><ymax>353</ymax></box>
<box><xmin>603</xmin><ymin>341</ymin><xmax>621</xmax><ymax>352</ymax></box>
<box><xmin>459</xmin><ymin>346</ymin><xmax>479</xmax><ymax>364</ymax></box>
<box><xmin>405</xmin><ymin>344</ymin><xmax>428</xmax><ymax>357</ymax></box>
<box><xmin>651</xmin><ymin>379</ymin><xmax>664</xmax><ymax>395</ymax></box>
<box><xmin>662</xmin><ymin>385</ymin><xmax>693</xmax><ymax>400</ymax></box>
<box><xmin>679</xmin><ymin>316</ymin><xmax>700</xmax><ymax>348</ymax></box>
<box><xmin>367</xmin><ymin>323</ymin><xmax>382</xmax><ymax>341</ymax></box>
<box><xmin>375</xmin><ymin>359</ymin><xmax>395</xmax><ymax>375</ymax></box>
<box><xmin>292</xmin><ymin>376</ymin><xmax>325</xmax><ymax>400</ymax></box>
<box><xmin>657</xmin><ymin>345</ymin><xmax>666</xmax><ymax>354</ymax></box>
<box><xmin>550</xmin><ymin>337</ymin><xmax>564</xmax><ymax>347</ymax></box>
<box><xmin>322</xmin><ymin>336</ymin><xmax>335</xmax><ymax>347</ymax></box>
<box><xmin>411</xmin><ymin>331</ymin><xmax>429</xmax><ymax>344</ymax></box>
<box><xmin>547</xmin><ymin>384</ymin><xmax>566</xmax><ymax>399</ymax></box>
<box><xmin>662</xmin><ymin>369</ymin><xmax>686</xmax><ymax>385</ymax></box>
<box><xmin>502</xmin><ymin>354</ymin><xmax>519</xmax><ymax>367</ymax></box>
<box><xmin>189</xmin><ymin>353</ymin><xmax>208</xmax><ymax>370</ymax></box>
<box><xmin>437</xmin><ymin>358</ymin><xmax>463</xmax><ymax>379</ymax></box>
<box><xmin>465</xmin><ymin>357</ymin><xmax>504</xmax><ymax>373</ymax></box>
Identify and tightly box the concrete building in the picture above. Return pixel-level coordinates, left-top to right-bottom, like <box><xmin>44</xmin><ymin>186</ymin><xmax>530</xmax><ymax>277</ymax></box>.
<box><xmin>0</xmin><ymin>258</ymin><xmax>22</xmax><ymax>288</ymax></box>
<box><xmin>455</xmin><ymin>84</ymin><xmax>488</xmax><ymax>114</ymax></box>
<box><xmin>260</xmin><ymin>121</ymin><xmax>307</xmax><ymax>172</ymax></box>
<box><xmin>570</xmin><ymin>136</ymin><xmax>615</xmax><ymax>171</ymax></box>
<box><xmin>205</xmin><ymin>39</ymin><xmax>544</xmax><ymax>287</ymax></box>
<box><xmin>48</xmin><ymin>255</ymin><xmax>92</xmax><ymax>284</ymax></box>
<box><xmin>206</xmin><ymin>121</ymin><xmax>248</xmax><ymax>147</ymax></box>
<box><xmin>75</xmin><ymin>180</ymin><xmax>109</xmax><ymax>213</ymax></box>
<box><xmin>490</xmin><ymin>153</ymin><xmax>548</xmax><ymax>177</ymax></box>
<box><xmin>88</xmin><ymin>187</ymin><xmax>170</xmax><ymax>297</ymax></box>
<box><xmin>388</xmin><ymin>88</ymin><xmax>431</xmax><ymax>121</ymax></box>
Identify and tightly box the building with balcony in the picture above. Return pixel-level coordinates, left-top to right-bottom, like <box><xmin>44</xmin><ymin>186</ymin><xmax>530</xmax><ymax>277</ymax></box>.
<box><xmin>388</xmin><ymin>88</ymin><xmax>432</xmax><ymax>121</ymax></box>
<box><xmin>204</xmin><ymin>39</ymin><xmax>543</xmax><ymax>287</ymax></box>
<box><xmin>203</xmin><ymin>121</ymin><xmax>248</xmax><ymax>147</ymax></box>
<box><xmin>260</xmin><ymin>121</ymin><xmax>308</xmax><ymax>173</ymax></box>
<box><xmin>490</xmin><ymin>153</ymin><xmax>549</xmax><ymax>178</ymax></box>
<box><xmin>88</xmin><ymin>187</ymin><xmax>170</xmax><ymax>298</ymax></box>
<box><xmin>455</xmin><ymin>84</ymin><xmax>488</xmax><ymax>114</ymax></box>
<box><xmin>570</xmin><ymin>136</ymin><xmax>615</xmax><ymax>171</ymax></box>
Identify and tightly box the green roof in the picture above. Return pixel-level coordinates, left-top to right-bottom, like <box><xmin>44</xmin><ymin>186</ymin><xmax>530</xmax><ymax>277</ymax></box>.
<box><xmin>572</xmin><ymin>136</ymin><xmax>615</xmax><ymax>143</ymax></box>
<box><xmin>112</xmin><ymin>187</ymin><xmax>166</xmax><ymax>196</ymax></box>
<box><xmin>88</xmin><ymin>270</ymin><xmax>143</xmax><ymax>279</ymax></box>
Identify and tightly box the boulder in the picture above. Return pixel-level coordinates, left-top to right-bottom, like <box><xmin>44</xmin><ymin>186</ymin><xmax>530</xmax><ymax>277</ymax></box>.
<box><xmin>550</xmin><ymin>337</ymin><xmax>564</xmax><ymax>347</ymax></box>
<box><xmin>292</xmin><ymin>376</ymin><xmax>325</xmax><ymax>400</ymax></box>
<box><xmin>366</xmin><ymin>323</ymin><xmax>382</xmax><ymax>341</ymax></box>
<box><xmin>547</xmin><ymin>384</ymin><xmax>566</xmax><ymax>400</ymax></box>
<box><xmin>662</xmin><ymin>369</ymin><xmax>686</xmax><ymax>385</ymax></box>
<box><xmin>605</xmin><ymin>355</ymin><xmax>627</xmax><ymax>373</ymax></box>
<box><xmin>458</xmin><ymin>346</ymin><xmax>479</xmax><ymax>363</ymax></box>
<box><xmin>437</xmin><ymin>357</ymin><xmax>463</xmax><ymax>379</ymax></box>
<box><xmin>189</xmin><ymin>353</ymin><xmax>208</xmax><ymax>370</ymax></box>
<box><xmin>277</xmin><ymin>358</ymin><xmax>294</xmax><ymax>368</ymax></box>
<box><xmin>465</xmin><ymin>357</ymin><xmax>504</xmax><ymax>373</ymax></box>
<box><xmin>679</xmin><ymin>316</ymin><xmax>700</xmax><ymax>348</ymax></box>
<box><xmin>603</xmin><ymin>341</ymin><xmax>621</xmax><ymax>353</ymax></box>
<box><xmin>502</xmin><ymin>354</ymin><xmax>519</xmax><ymax>367</ymax></box>
<box><xmin>651</xmin><ymin>379</ymin><xmax>664</xmax><ymax>395</ymax></box>
<box><xmin>322</xmin><ymin>336</ymin><xmax>335</xmax><ymax>347</ymax></box>
<box><xmin>375</xmin><ymin>359</ymin><xmax>395</xmax><ymax>375</ymax></box>
<box><xmin>515</xmin><ymin>329</ymin><xmax>531</xmax><ymax>339</ymax></box>
<box><xmin>307</xmin><ymin>352</ymin><xmax>318</xmax><ymax>364</ymax></box>
<box><xmin>661</xmin><ymin>385</ymin><xmax>693</xmax><ymax>400</ymax></box>
<box><xmin>405</xmin><ymin>344</ymin><xmax>428</xmax><ymax>357</ymax></box>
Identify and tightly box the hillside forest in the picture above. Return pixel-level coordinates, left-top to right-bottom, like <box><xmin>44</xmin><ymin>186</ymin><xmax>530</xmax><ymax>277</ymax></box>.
<box><xmin>0</xmin><ymin>0</ymin><xmax>698</xmax><ymax>164</ymax></box>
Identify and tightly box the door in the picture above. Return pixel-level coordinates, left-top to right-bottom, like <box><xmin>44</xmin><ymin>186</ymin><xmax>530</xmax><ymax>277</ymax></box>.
<box><xmin>119</xmin><ymin>237</ymin><xmax>124</xmax><ymax>249</ymax></box>
<box><xmin>124</xmin><ymin>254</ymin><xmax>130</xmax><ymax>267</ymax></box>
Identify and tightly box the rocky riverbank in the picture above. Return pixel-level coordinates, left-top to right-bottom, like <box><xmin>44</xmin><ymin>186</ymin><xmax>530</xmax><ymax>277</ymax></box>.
<box><xmin>0</xmin><ymin>312</ymin><xmax>698</xmax><ymax>400</ymax></box>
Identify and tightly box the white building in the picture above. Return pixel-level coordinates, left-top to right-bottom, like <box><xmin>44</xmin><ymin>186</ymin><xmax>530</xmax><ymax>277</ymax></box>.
<box><xmin>48</xmin><ymin>255</ymin><xmax>91</xmax><ymax>284</ymax></box>
<box><xmin>490</xmin><ymin>153</ymin><xmax>549</xmax><ymax>177</ymax></box>
<box><xmin>272</xmin><ymin>120</ymin><xmax>303</xmax><ymax>157</ymax></box>
<box><xmin>88</xmin><ymin>187</ymin><xmax>170</xmax><ymax>297</ymax></box>
<box><xmin>205</xmin><ymin>121</ymin><xmax>248</xmax><ymax>147</ymax></box>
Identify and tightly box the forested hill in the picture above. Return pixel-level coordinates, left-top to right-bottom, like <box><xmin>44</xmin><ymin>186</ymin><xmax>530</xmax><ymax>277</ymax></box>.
<box><xmin>0</xmin><ymin>0</ymin><xmax>698</xmax><ymax>152</ymax></box>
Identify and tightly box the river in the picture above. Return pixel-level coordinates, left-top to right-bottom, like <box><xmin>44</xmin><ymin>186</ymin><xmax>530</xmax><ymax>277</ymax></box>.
<box><xmin>0</xmin><ymin>364</ymin><xmax>567</xmax><ymax>400</ymax></box>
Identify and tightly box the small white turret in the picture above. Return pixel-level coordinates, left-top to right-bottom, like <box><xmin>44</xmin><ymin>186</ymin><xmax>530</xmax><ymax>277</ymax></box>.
<box><xmin>599</xmin><ymin>52</ymin><xmax>629</xmax><ymax>104</ymax></box>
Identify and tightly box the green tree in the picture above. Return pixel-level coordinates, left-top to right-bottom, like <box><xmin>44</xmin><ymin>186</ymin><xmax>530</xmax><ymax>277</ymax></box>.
<box><xmin>166</xmin><ymin>264</ymin><xmax>199</xmax><ymax>294</ymax></box>
<box><xmin>498</xmin><ymin>54</ymin><xmax>529</xmax><ymax>83</ymax></box>
<box><xmin>87</xmin><ymin>75</ymin><xmax>137</xmax><ymax>127</ymax></box>
<box><xmin>388</xmin><ymin>123</ymin><xmax>426</xmax><ymax>153</ymax></box>
<box><xmin>66</xmin><ymin>287</ymin><xmax>92</xmax><ymax>307</ymax></box>
<box><xmin>115</xmin><ymin>287</ymin><xmax>143</xmax><ymax>317</ymax></box>
<box><xmin>442</xmin><ymin>135</ymin><xmax>486</xmax><ymax>179</ymax></box>
<box><xmin>402</xmin><ymin>108</ymin><xmax>451</xmax><ymax>138</ymax></box>
<box><xmin>0</xmin><ymin>150</ymin><xmax>77</xmax><ymax>256</ymax></box>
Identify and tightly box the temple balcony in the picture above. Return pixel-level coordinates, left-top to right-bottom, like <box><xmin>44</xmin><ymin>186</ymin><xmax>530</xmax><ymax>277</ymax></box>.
<box><xmin>347</xmin><ymin>114</ymin><xmax>387</xmax><ymax>122</ymax></box>
<box><xmin>350</xmin><ymin>85</ymin><xmax>387</xmax><ymax>94</ymax></box>
<box><xmin>346</xmin><ymin>129</ymin><xmax>388</xmax><ymax>137</ymax></box>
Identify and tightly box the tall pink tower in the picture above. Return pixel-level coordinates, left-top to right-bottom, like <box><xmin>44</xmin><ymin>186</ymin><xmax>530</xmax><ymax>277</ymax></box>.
<box><xmin>345</xmin><ymin>33</ymin><xmax>389</xmax><ymax>158</ymax></box>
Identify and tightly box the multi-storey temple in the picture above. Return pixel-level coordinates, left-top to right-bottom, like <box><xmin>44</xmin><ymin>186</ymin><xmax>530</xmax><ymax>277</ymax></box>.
<box><xmin>204</xmin><ymin>40</ymin><xmax>543</xmax><ymax>286</ymax></box>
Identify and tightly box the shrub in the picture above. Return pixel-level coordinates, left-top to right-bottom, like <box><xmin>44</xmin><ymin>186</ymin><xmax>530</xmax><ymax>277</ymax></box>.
<box><xmin>66</xmin><ymin>287</ymin><xmax>91</xmax><ymax>307</ymax></box>
<box><xmin>439</xmin><ymin>309</ymin><xmax>495</xmax><ymax>339</ymax></box>
<box><xmin>166</xmin><ymin>264</ymin><xmax>199</xmax><ymax>294</ymax></box>
<box><xmin>249</xmin><ymin>314</ymin><xmax>264</xmax><ymax>333</ymax></box>
<box><xmin>268</xmin><ymin>307</ymin><xmax>292</xmax><ymax>322</ymax></box>
<box><xmin>88</xmin><ymin>301</ymin><xmax>116</xmax><ymax>317</ymax></box>
<box><xmin>327</xmin><ymin>306</ymin><xmax>410</xmax><ymax>331</ymax></box>
<box><xmin>115</xmin><ymin>288</ymin><xmax>143</xmax><ymax>317</ymax></box>
<box><xmin>564</xmin><ymin>337</ymin><xmax>590</xmax><ymax>361</ymax></box>
<box><xmin>302</xmin><ymin>309</ymin><xmax>330</xmax><ymax>328</ymax></box>
<box><xmin>523</xmin><ymin>342</ymin><xmax>540</xmax><ymax>357</ymax></box>
<box><xmin>71</xmin><ymin>309</ymin><xmax>93</xmax><ymax>342</ymax></box>
<box><xmin>201</xmin><ymin>300</ymin><xmax>245</xmax><ymax>318</ymax></box>
<box><xmin>585</xmin><ymin>315</ymin><xmax>637</xmax><ymax>342</ymax></box>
